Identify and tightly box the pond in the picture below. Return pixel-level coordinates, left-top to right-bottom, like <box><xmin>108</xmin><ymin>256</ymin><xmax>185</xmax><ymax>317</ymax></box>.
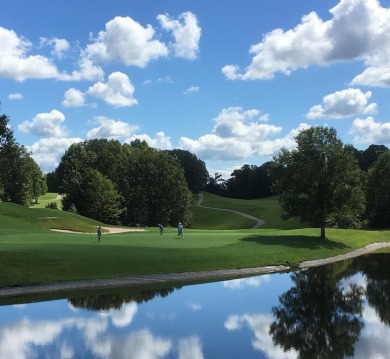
<box><xmin>1</xmin><ymin>253</ymin><xmax>390</xmax><ymax>359</ymax></box>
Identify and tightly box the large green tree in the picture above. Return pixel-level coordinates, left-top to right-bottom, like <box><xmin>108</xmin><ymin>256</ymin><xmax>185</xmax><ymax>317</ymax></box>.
<box><xmin>269</xmin><ymin>126</ymin><xmax>365</xmax><ymax>238</ymax></box>
<box><xmin>56</xmin><ymin>139</ymin><xmax>192</xmax><ymax>226</ymax></box>
<box><xmin>366</xmin><ymin>151</ymin><xmax>390</xmax><ymax>228</ymax></box>
<box><xmin>165</xmin><ymin>149</ymin><xmax>209</xmax><ymax>193</ymax></box>
<box><xmin>0</xmin><ymin>113</ymin><xmax>46</xmax><ymax>206</ymax></box>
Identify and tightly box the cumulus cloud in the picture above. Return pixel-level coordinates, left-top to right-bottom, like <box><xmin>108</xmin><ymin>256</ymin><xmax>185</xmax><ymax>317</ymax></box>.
<box><xmin>18</xmin><ymin>109</ymin><xmax>68</xmax><ymax>137</ymax></box>
<box><xmin>350</xmin><ymin>116</ymin><xmax>390</xmax><ymax>145</ymax></box>
<box><xmin>27</xmin><ymin>137</ymin><xmax>83</xmax><ymax>173</ymax></box>
<box><xmin>224</xmin><ymin>313</ymin><xmax>298</xmax><ymax>358</ymax></box>
<box><xmin>87</xmin><ymin>71</ymin><xmax>138</xmax><ymax>107</ymax></box>
<box><xmin>40</xmin><ymin>37</ymin><xmax>70</xmax><ymax>58</ymax></box>
<box><xmin>351</xmin><ymin>64</ymin><xmax>390</xmax><ymax>87</ymax></box>
<box><xmin>85</xmin><ymin>16</ymin><xmax>168</xmax><ymax>67</ymax></box>
<box><xmin>177</xmin><ymin>336</ymin><xmax>204</xmax><ymax>359</ymax></box>
<box><xmin>62</xmin><ymin>88</ymin><xmax>85</xmax><ymax>107</ymax></box>
<box><xmin>179</xmin><ymin>107</ymin><xmax>306</xmax><ymax>161</ymax></box>
<box><xmin>87</xmin><ymin>116</ymin><xmax>138</xmax><ymax>139</ymax></box>
<box><xmin>60</xmin><ymin>57</ymin><xmax>105</xmax><ymax>82</ymax></box>
<box><xmin>306</xmin><ymin>88</ymin><xmax>377</xmax><ymax>119</ymax></box>
<box><xmin>157</xmin><ymin>12</ymin><xmax>201</xmax><ymax>60</ymax></box>
<box><xmin>222</xmin><ymin>0</ymin><xmax>390</xmax><ymax>86</ymax></box>
<box><xmin>126</xmin><ymin>131</ymin><xmax>173</xmax><ymax>150</ymax></box>
<box><xmin>0</xmin><ymin>26</ymin><xmax>60</xmax><ymax>81</ymax></box>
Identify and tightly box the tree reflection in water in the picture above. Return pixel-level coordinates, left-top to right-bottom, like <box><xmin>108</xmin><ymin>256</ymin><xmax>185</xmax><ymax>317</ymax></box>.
<box><xmin>69</xmin><ymin>286</ymin><xmax>180</xmax><ymax>311</ymax></box>
<box><xmin>269</xmin><ymin>263</ymin><xmax>364</xmax><ymax>359</ymax></box>
<box><xmin>359</xmin><ymin>253</ymin><xmax>390</xmax><ymax>327</ymax></box>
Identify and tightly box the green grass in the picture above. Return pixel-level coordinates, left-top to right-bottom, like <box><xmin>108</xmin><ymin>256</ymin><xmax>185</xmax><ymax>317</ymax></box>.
<box><xmin>192</xmin><ymin>192</ymin><xmax>306</xmax><ymax>229</ymax></box>
<box><xmin>30</xmin><ymin>192</ymin><xmax>62</xmax><ymax>209</ymax></box>
<box><xmin>1</xmin><ymin>194</ymin><xmax>390</xmax><ymax>289</ymax></box>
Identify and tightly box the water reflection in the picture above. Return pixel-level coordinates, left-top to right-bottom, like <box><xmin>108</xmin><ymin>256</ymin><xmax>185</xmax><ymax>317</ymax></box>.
<box><xmin>269</xmin><ymin>262</ymin><xmax>364</xmax><ymax>359</ymax></box>
<box><xmin>69</xmin><ymin>287</ymin><xmax>179</xmax><ymax>311</ymax></box>
<box><xmin>1</xmin><ymin>254</ymin><xmax>390</xmax><ymax>358</ymax></box>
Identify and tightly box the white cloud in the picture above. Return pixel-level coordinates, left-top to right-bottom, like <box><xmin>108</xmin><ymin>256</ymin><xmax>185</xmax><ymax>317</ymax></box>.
<box><xmin>179</xmin><ymin>107</ymin><xmax>305</xmax><ymax>161</ymax></box>
<box><xmin>350</xmin><ymin>116</ymin><xmax>390</xmax><ymax>145</ymax></box>
<box><xmin>306</xmin><ymin>88</ymin><xmax>377</xmax><ymax>119</ymax></box>
<box><xmin>87</xmin><ymin>71</ymin><xmax>138</xmax><ymax>107</ymax></box>
<box><xmin>223</xmin><ymin>275</ymin><xmax>270</xmax><ymax>289</ymax></box>
<box><xmin>157</xmin><ymin>12</ymin><xmax>201</xmax><ymax>60</ymax></box>
<box><xmin>110</xmin><ymin>330</ymin><xmax>172</xmax><ymax>359</ymax></box>
<box><xmin>184</xmin><ymin>86</ymin><xmax>200</xmax><ymax>94</ymax></box>
<box><xmin>27</xmin><ymin>137</ymin><xmax>83</xmax><ymax>173</ymax></box>
<box><xmin>8</xmin><ymin>93</ymin><xmax>23</xmax><ymax>100</ymax></box>
<box><xmin>351</xmin><ymin>64</ymin><xmax>390</xmax><ymax>87</ymax></box>
<box><xmin>85</xmin><ymin>16</ymin><xmax>168</xmax><ymax>67</ymax></box>
<box><xmin>40</xmin><ymin>37</ymin><xmax>70</xmax><ymax>58</ymax></box>
<box><xmin>62</xmin><ymin>88</ymin><xmax>85</xmax><ymax>108</ymax></box>
<box><xmin>224</xmin><ymin>313</ymin><xmax>297</xmax><ymax>358</ymax></box>
<box><xmin>0</xmin><ymin>26</ymin><xmax>60</xmax><ymax>81</ymax></box>
<box><xmin>18</xmin><ymin>109</ymin><xmax>68</xmax><ymax>137</ymax></box>
<box><xmin>60</xmin><ymin>56</ymin><xmax>104</xmax><ymax>82</ymax></box>
<box><xmin>87</xmin><ymin>116</ymin><xmax>138</xmax><ymax>139</ymax></box>
<box><xmin>126</xmin><ymin>131</ymin><xmax>173</xmax><ymax>150</ymax></box>
<box><xmin>177</xmin><ymin>336</ymin><xmax>204</xmax><ymax>359</ymax></box>
<box><xmin>222</xmin><ymin>0</ymin><xmax>390</xmax><ymax>86</ymax></box>
<box><xmin>100</xmin><ymin>303</ymin><xmax>138</xmax><ymax>328</ymax></box>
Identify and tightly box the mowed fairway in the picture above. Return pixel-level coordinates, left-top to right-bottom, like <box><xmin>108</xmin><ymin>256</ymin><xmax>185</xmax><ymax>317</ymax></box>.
<box><xmin>1</xmin><ymin>197</ymin><xmax>390</xmax><ymax>288</ymax></box>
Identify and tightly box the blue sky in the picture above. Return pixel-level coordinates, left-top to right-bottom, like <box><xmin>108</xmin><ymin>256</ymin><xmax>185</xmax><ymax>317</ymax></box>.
<box><xmin>2</xmin><ymin>0</ymin><xmax>390</xmax><ymax>175</ymax></box>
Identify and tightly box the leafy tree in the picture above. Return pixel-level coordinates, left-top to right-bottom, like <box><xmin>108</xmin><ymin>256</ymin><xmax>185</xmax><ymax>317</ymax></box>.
<box><xmin>165</xmin><ymin>149</ymin><xmax>209</xmax><ymax>192</ymax></box>
<box><xmin>1</xmin><ymin>112</ymin><xmax>46</xmax><ymax>206</ymax></box>
<box><xmin>358</xmin><ymin>144</ymin><xmax>388</xmax><ymax>171</ymax></box>
<box><xmin>46</xmin><ymin>171</ymin><xmax>59</xmax><ymax>193</ymax></box>
<box><xmin>56</xmin><ymin>139</ymin><xmax>192</xmax><ymax>226</ymax></box>
<box><xmin>76</xmin><ymin>168</ymin><xmax>124</xmax><ymax>224</ymax></box>
<box><xmin>120</xmin><ymin>142</ymin><xmax>192</xmax><ymax>226</ymax></box>
<box><xmin>205</xmin><ymin>172</ymin><xmax>226</xmax><ymax>196</ymax></box>
<box><xmin>0</xmin><ymin>113</ymin><xmax>15</xmax><ymax>148</ymax></box>
<box><xmin>0</xmin><ymin>143</ymin><xmax>44</xmax><ymax>206</ymax></box>
<box><xmin>225</xmin><ymin>162</ymin><xmax>273</xmax><ymax>199</ymax></box>
<box><xmin>269</xmin><ymin>126</ymin><xmax>365</xmax><ymax>239</ymax></box>
<box><xmin>366</xmin><ymin>151</ymin><xmax>390</xmax><ymax>228</ymax></box>
<box><xmin>30</xmin><ymin>157</ymin><xmax>48</xmax><ymax>204</ymax></box>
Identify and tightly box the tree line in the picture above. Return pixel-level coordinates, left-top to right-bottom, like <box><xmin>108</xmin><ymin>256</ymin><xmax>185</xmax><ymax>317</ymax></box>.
<box><xmin>0</xmin><ymin>113</ymin><xmax>47</xmax><ymax>206</ymax></box>
<box><xmin>3</xmin><ymin>109</ymin><xmax>390</xmax><ymax>236</ymax></box>
<box><xmin>54</xmin><ymin>139</ymin><xmax>208</xmax><ymax>227</ymax></box>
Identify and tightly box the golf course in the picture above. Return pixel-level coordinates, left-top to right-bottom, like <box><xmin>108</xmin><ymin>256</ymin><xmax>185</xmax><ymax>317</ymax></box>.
<box><xmin>1</xmin><ymin>192</ymin><xmax>390</xmax><ymax>290</ymax></box>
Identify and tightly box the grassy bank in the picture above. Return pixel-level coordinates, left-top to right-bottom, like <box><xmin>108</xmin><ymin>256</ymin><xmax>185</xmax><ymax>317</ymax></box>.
<box><xmin>1</xmin><ymin>196</ymin><xmax>389</xmax><ymax>288</ymax></box>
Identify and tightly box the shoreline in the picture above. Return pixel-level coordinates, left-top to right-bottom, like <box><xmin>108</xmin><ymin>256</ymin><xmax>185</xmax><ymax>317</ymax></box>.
<box><xmin>1</xmin><ymin>241</ymin><xmax>390</xmax><ymax>299</ymax></box>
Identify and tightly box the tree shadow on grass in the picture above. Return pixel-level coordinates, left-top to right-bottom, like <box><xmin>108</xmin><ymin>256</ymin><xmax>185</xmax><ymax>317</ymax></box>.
<box><xmin>240</xmin><ymin>234</ymin><xmax>350</xmax><ymax>251</ymax></box>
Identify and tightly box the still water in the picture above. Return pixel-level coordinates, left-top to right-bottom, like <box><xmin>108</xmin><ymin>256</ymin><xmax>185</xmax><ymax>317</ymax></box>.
<box><xmin>1</xmin><ymin>253</ymin><xmax>390</xmax><ymax>359</ymax></box>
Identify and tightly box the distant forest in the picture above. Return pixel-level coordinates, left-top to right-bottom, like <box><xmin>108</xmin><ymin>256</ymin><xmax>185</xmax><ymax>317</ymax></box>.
<box><xmin>205</xmin><ymin>144</ymin><xmax>389</xmax><ymax>200</ymax></box>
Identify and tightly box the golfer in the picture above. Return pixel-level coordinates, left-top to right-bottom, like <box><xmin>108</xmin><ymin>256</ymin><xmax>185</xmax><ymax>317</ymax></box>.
<box><xmin>178</xmin><ymin>222</ymin><xmax>183</xmax><ymax>238</ymax></box>
<box><xmin>158</xmin><ymin>223</ymin><xmax>164</xmax><ymax>235</ymax></box>
<box><xmin>97</xmin><ymin>226</ymin><xmax>102</xmax><ymax>242</ymax></box>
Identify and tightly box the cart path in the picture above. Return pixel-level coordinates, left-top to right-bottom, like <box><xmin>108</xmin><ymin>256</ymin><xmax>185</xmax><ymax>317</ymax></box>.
<box><xmin>196</xmin><ymin>192</ymin><xmax>265</xmax><ymax>229</ymax></box>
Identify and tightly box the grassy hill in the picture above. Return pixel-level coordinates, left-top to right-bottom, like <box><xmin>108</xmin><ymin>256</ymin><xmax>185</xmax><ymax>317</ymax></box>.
<box><xmin>191</xmin><ymin>192</ymin><xmax>306</xmax><ymax>230</ymax></box>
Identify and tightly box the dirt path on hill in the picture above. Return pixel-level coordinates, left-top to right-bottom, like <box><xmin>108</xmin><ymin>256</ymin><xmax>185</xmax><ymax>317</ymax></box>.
<box><xmin>196</xmin><ymin>192</ymin><xmax>265</xmax><ymax>229</ymax></box>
